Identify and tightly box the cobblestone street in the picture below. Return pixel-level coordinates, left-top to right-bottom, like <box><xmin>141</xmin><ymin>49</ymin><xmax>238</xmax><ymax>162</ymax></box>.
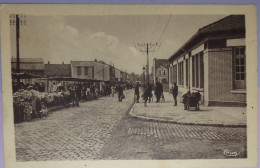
<box><xmin>15</xmin><ymin>90</ymin><xmax>134</xmax><ymax>161</ymax></box>
<box><xmin>15</xmin><ymin>90</ymin><xmax>247</xmax><ymax>161</ymax></box>
<box><xmin>101</xmin><ymin>113</ymin><xmax>247</xmax><ymax>159</ymax></box>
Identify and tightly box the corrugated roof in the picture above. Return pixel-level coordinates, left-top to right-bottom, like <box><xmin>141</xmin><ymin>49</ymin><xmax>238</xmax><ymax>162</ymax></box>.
<box><xmin>168</xmin><ymin>15</ymin><xmax>245</xmax><ymax>62</ymax></box>
<box><xmin>198</xmin><ymin>15</ymin><xmax>245</xmax><ymax>34</ymax></box>
<box><xmin>44</xmin><ymin>64</ymin><xmax>71</xmax><ymax>77</ymax></box>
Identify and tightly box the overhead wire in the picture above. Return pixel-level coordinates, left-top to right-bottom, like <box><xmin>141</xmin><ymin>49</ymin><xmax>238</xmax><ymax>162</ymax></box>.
<box><xmin>150</xmin><ymin>15</ymin><xmax>161</xmax><ymax>44</ymax></box>
<box><xmin>158</xmin><ymin>14</ymin><xmax>173</xmax><ymax>43</ymax></box>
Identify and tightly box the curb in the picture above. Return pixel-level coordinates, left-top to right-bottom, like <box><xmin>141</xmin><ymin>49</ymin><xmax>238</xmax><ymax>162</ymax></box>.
<box><xmin>129</xmin><ymin>104</ymin><xmax>247</xmax><ymax>128</ymax></box>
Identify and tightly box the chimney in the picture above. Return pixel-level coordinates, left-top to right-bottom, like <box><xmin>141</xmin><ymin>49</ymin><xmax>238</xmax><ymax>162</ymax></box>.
<box><xmin>48</xmin><ymin>61</ymin><xmax>50</xmax><ymax>64</ymax></box>
<box><xmin>62</xmin><ymin>61</ymin><xmax>64</xmax><ymax>64</ymax></box>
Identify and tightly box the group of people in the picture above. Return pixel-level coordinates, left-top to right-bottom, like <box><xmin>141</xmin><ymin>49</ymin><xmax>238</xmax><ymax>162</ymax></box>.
<box><xmin>13</xmin><ymin>80</ymin><xmax>130</xmax><ymax>108</ymax></box>
<box><xmin>64</xmin><ymin>82</ymin><xmax>128</xmax><ymax>106</ymax></box>
<box><xmin>134</xmin><ymin>80</ymin><xmax>165</xmax><ymax>107</ymax></box>
<box><xmin>134</xmin><ymin>80</ymin><xmax>201</xmax><ymax>110</ymax></box>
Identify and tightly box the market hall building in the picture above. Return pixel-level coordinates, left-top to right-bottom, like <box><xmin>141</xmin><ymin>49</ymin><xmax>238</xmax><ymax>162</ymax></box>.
<box><xmin>168</xmin><ymin>15</ymin><xmax>246</xmax><ymax>106</ymax></box>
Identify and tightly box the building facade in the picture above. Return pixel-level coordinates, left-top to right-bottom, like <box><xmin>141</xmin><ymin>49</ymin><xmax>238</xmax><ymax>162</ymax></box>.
<box><xmin>152</xmin><ymin>58</ymin><xmax>169</xmax><ymax>84</ymax></box>
<box><xmin>71</xmin><ymin>60</ymin><xmax>128</xmax><ymax>82</ymax></box>
<box><xmin>152</xmin><ymin>58</ymin><xmax>169</xmax><ymax>91</ymax></box>
<box><xmin>168</xmin><ymin>15</ymin><xmax>246</xmax><ymax>106</ymax></box>
<box><xmin>71</xmin><ymin>61</ymin><xmax>108</xmax><ymax>81</ymax></box>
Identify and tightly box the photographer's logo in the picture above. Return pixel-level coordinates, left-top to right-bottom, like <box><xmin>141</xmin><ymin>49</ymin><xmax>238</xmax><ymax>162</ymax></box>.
<box><xmin>224</xmin><ymin>149</ymin><xmax>240</xmax><ymax>157</ymax></box>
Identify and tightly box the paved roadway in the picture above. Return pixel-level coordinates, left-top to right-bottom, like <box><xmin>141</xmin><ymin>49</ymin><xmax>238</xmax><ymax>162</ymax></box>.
<box><xmin>15</xmin><ymin>90</ymin><xmax>246</xmax><ymax>161</ymax></box>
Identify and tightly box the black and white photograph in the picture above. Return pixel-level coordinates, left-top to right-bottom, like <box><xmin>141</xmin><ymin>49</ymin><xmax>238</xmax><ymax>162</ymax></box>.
<box><xmin>1</xmin><ymin>4</ymin><xmax>258</xmax><ymax>168</ymax></box>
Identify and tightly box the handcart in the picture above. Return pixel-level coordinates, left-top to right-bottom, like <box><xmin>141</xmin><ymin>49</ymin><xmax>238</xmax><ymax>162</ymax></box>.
<box><xmin>186</xmin><ymin>94</ymin><xmax>199</xmax><ymax>111</ymax></box>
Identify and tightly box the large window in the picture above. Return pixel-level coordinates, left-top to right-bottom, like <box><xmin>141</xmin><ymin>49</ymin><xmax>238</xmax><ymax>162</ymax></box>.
<box><xmin>185</xmin><ymin>59</ymin><xmax>189</xmax><ymax>87</ymax></box>
<box><xmin>234</xmin><ymin>47</ymin><xmax>246</xmax><ymax>89</ymax></box>
<box><xmin>199</xmin><ymin>53</ymin><xmax>204</xmax><ymax>88</ymax></box>
<box><xmin>77</xmin><ymin>67</ymin><xmax>81</xmax><ymax>75</ymax></box>
<box><xmin>192</xmin><ymin>57</ymin><xmax>195</xmax><ymax>87</ymax></box>
<box><xmin>84</xmin><ymin>67</ymin><xmax>89</xmax><ymax>75</ymax></box>
<box><xmin>192</xmin><ymin>52</ymin><xmax>204</xmax><ymax>88</ymax></box>
<box><xmin>195</xmin><ymin>54</ymin><xmax>199</xmax><ymax>87</ymax></box>
<box><xmin>171</xmin><ymin>65</ymin><xmax>177</xmax><ymax>84</ymax></box>
<box><xmin>178</xmin><ymin>61</ymin><xmax>184</xmax><ymax>85</ymax></box>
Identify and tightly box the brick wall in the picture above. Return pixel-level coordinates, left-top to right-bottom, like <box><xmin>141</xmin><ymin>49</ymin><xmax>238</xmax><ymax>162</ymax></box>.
<box><xmin>207</xmin><ymin>48</ymin><xmax>246</xmax><ymax>105</ymax></box>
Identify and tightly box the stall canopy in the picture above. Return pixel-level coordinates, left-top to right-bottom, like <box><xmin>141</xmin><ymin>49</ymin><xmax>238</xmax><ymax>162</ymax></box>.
<box><xmin>12</xmin><ymin>72</ymin><xmax>46</xmax><ymax>79</ymax></box>
<box><xmin>47</xmin><ymin>77</ymin><xmax>102</xmax><ymax>82</ymax></box>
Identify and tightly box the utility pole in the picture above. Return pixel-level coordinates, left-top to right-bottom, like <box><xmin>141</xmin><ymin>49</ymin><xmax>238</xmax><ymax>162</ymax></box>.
<box><xmin>137</xmin><ymin>42</ymin><xmax>158</xmax><ymax>84</ymax></box>
<box><xmin>10</xmin><ymin>14</ymin><xmax>26</xmax><ymax>82</ymax></box>
<box><xmin>15</xmin><ymin>15</ymin><xmax>20</xmax><ymax>74</ymax></box>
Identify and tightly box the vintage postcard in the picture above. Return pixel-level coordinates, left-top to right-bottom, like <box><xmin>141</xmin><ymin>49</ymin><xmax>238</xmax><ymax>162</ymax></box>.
<box><xmin>0</xmin><ymin>4</ymin><xmax>258</xmax><ymax>168</ymax></box>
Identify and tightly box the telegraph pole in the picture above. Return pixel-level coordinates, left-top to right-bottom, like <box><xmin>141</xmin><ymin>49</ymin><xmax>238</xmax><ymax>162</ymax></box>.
<box><xmin>137</xmin><ymin>42</ymin><xmax>158</xmax><ymax>84</ymax></box>
<box><xmin>10</xmin><ymin>14</ymin><xmax>26</xmax><ymax>82</ymax></box>
<box><xmin>15</xmin><ymin>15</ymin><xmax>20</xmax><ymax>73</ymax></box>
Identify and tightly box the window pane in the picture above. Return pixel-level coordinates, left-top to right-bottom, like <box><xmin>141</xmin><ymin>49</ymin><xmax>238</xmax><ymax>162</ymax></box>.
<box><xmin>235</xmin><ymin>48</ymin><xmax>239</xmax><ymax>55</ymax></box>
<box><xmin>85</xmin><ymin>67</ymin><xmax>88</xmax><ymax>75</ymax></box>
<box><xmin>241</xmin><ymin>73</ymin><xmax>245</xmax><ymax>80</ymax></box>
<box><xmin>236</xmin><ymin>66</ymin><xmax>240</xmax><ymax>72</ymax></box>
<box><xmin>77</xmin><ymin>67</ymin><xmax>81</xmax><ymax>75</ymax></box>
<box><xmin>240</xmin><ymin>58</ymin><xmax>245</xmax><ymax>65</ymax></box>
<box><xmin>192</xmin><ymin>57</ymin><xmax>195</xmax><ymax>87</ymax></box>
<box><xmin>186</xmin><ymin>59</ymin><xmax>188</xmax><ymax>86</ymax></box>
<box><xmin>196</xmin><ymin>55</ymin><xmax>199</xmax><ymax>88</ymax></box>
<box><xmin>236</xmin><ymin>58</ymin><xmax>240</xmax><ymax>65</ymax></box>
<box><xmin>241</xmin><ymin>66</ymin><xmax>245</xmax><ymax>72</ymax></box>
<box><xmin>236</xmin><ymin>73</ymin><xmax>240</xmax><ymax>80</ymax></box>
<box><xmin>200</xmin><ymin>54</ymin><xmax>204</xmax><ymax>88</ymax></box>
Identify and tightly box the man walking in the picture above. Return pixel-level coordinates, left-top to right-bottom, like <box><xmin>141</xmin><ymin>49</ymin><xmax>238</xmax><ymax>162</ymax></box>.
<box><xmin>134</xmin><ymin>82</ymin><xmax>140</xmax><ymax>103</ymax></box>
<box><xmin>143</xmin><ymin>83</ymin><xmax>149</xmax><ymax>107</ymax></box>
<box><xmin>147</xmin><ymin>83</ymin><xmax>153</xmax><ymax>103</ymax></box>
<box><xmin>118</xmin><ymin>84</ymin><xmax>124</xmax><ymax>102</ymax></box>
<box><xmin>154</xmin><ymin>80</ymin><xmax>163</xmax><ymax>103</ymax></box>
<box><xmin>172</xmin><ymin>82</ymin><xmax>178</xmax><ymax>106</ymax></box>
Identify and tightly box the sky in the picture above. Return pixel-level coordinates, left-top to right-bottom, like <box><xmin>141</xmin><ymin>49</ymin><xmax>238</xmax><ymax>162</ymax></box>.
<box><xmin>10</xmin><ymin>14</ymin><xmax>226</xmax><ymax>74</ymax></box>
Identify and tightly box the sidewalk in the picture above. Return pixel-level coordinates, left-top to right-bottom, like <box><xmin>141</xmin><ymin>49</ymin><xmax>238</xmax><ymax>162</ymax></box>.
<box><xmin>129</xmin><ymin>92</ymin><xmax>246</xmax><ymax>127</ymax></box>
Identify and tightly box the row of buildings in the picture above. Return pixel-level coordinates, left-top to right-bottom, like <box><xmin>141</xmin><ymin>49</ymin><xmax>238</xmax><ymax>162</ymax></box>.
<box><xmin>152</xmin><ymin>15</ymin><xmax>246</xmax><ymax>106</ymax></box>
<box><xmin>11</xmin><ymin>59</ymin><xmax>130</xmax><ymax>82</ymax></box>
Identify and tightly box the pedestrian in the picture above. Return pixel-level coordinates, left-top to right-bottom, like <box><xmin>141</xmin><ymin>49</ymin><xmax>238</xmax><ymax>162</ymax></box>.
<box><xmin>134</xmin><ymin>82</ymin><xmax>140</xmax><ymax>103</ymax></box>
<box><xmin>154</xmin><ymin>80</ymin><xmax>163</xmax><ymax>103</ymax></box>
<box><xmin>69</xmin><ymin>86</ymin><xmax>76</xmax><ymax>107</ymax></box>
<box><xmin>147</xmin><ymin>83</ymin><xmax>153</xmax><ymax>103</ymax></box>
<box><xmin>28</xmin><ymin>85</ymin><xmax>40</xmax><ymax>117</ymax></box>
<box><xmin>118</xmin><ymin>84</ymin><xmax>124</xmax><ymax>102</ymax></box>
<box><xmin>111</xmin><ymin>85</ymin><xmax>115</xmax><ymax>97</ymax></box>
<box><xmin>172</xmin><ymin>82</ymin><xmax>178</xmax><ymax>106</ymax></box>
<box><xmin>143</xmin><ymin>83</ymin><xmax>149</xmax><ymax>107</ymax></box>
<box><xmin>193</xmin><ymin>91</ymin><xmax>201</xmax><ymax>110</ymax></box>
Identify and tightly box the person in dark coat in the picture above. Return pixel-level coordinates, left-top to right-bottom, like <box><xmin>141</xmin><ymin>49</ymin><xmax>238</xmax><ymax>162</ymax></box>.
<box><xmin>118</xmin><ymin>84</ymin><xmax>124</xmax><ymax>102</ymax></box>
<box><xmin>154</xmin><ymin>81</ymin><xmax>163</xmax><ymax>103</ymax></box>
<box><xmin>147</xmin><ymin>83</ymin><xmax>153</xmax><ymax>103</ymax></box>
<box><xmin>143</xmin><ymin>84</ymin><xmax>149</xmax><ymax>107</ymax></box>
<box><xmin>70</xmin><ymin>85</ymin><xmax>79</xmax><ymax>107</ymax></box>
<box><xmin>172</xmin><ymin>82</ymin><xmax>178</xmax><ymax>106</ymax></box>
<box><xmin>193</xmin><ymin>91</ymin><xmax>201</xmax><ymax>110</ymax></box>
<box><xmin>134</xmin><ymin>82</ymin><xmax>140</xmax><ymax>103</ymax></box>
<box><xmin>182</xmin><ymin>91</ymin><xmax>191</xmax><ymax>110</ymax></box>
